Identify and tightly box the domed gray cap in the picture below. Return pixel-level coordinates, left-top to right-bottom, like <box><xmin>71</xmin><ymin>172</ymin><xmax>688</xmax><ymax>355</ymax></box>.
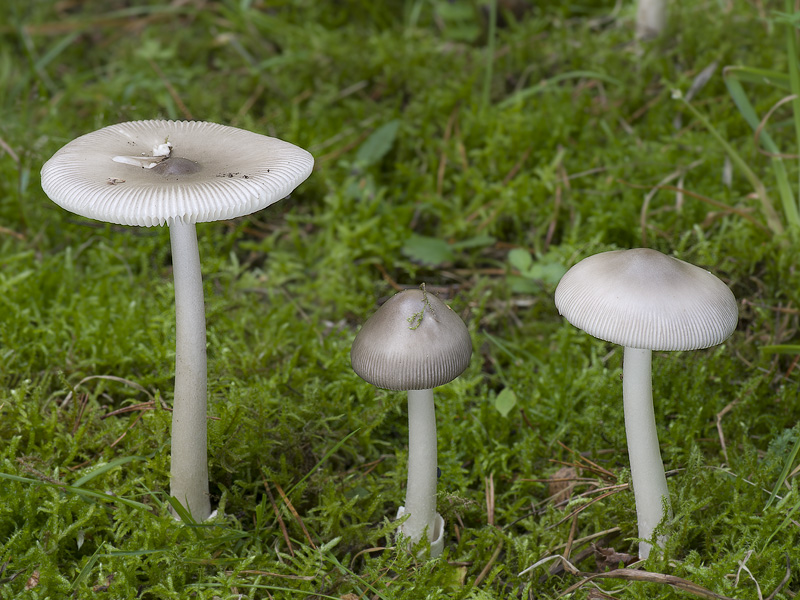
<box><xmin>554</xmin><ymin>248</ymin><xmax>738</xmax><ymax>351</ymax></box>
<box><xmin>41</xmin><ymin>120</ymin><xmax>313</xmax><ymax>227</ymax></box>
<box><xmin>351</xmin><ymin>289</ymin><xmax>472</xmax><ymax>391</ymax></box>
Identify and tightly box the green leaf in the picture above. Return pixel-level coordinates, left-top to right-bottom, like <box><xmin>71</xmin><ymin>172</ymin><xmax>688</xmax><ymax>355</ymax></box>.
<box><xmin>402</xmin><ymin>234</ymin><xmax>456</xmax><ymax>265</ymax></box>
<box><xmin>761</xmin><ymin>345</ymin><xmax>800</xmax><ymax>355</ymax></box>
<box><xmin>508</xmin><ymin>275</ymin><xmax>540</xmax><ymax>294</ymax></box>
<box><xmin>509</xmin><ymin>250</ymin><xmax>567</xmax><ymax>287</ymax></box>
<box><xmin>355</xmin><ymin>120</ymin><xmax>401</xmax><ymax>167</ymax></box>
<box><xmin>526</xmin><ymin>261</ymin><xmax>568</xmax><ymax>286</ymax></box>
<box><xmin>508</xmin><ymin>248</ymin><xmax>533</xmax><ymax>273</ymax></box>
<box><xmin>450</xmin><ymin>234</ymin><xmax>496</xmax><ymax>250</ymax></box>
<box><xmin>494</xmin><ymin>388</ymin><xmax>517</xmax><ymax>418</ymax></box>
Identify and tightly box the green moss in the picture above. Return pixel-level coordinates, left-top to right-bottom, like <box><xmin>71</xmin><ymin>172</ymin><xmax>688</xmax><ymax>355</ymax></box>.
<box><xmin>1</xmin><ymin>0</ymin><xmax>799</xmax><ymax>597</ymax></box>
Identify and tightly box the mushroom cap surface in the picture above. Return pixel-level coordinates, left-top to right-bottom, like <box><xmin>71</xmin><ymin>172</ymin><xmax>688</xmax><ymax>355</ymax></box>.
<box><xmin>554</xmin><ymin>248</ymin><xmax>738</xmax><ymax>351</ymax></box>
<box><xmin>351</xmin><ymin>289</ymin><xmax>472</xmax><ymax>391</ymax></box>
<box><xmin>41</xmin><ymin>120</ymin><xmax>313</xmax><ymax>227</ymax></box>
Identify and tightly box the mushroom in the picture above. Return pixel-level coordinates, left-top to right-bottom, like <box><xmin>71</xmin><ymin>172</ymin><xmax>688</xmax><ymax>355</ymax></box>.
<box><xmin>554</xmin><ymin>248</ymin><xmax>737</xmax><ymax>558</ymax></box>
<box><xmin>41</xmin><ymin>120</ymin><xmax>313</xmax><ymax>521</ymax></box>
<box><xmin>636</xmin><ymin>0</ymin><xmax>667</xmax><ymax>40</ymax></box>
<box><xmin>350</xmin><ymin>287</ymin><xmax>472</xmax><ymax>557</ymax></box>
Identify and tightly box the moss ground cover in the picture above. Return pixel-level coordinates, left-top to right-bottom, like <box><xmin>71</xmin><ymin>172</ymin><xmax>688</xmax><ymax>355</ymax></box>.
<box><xmin>1</xmin><ymin>0</ymin><xmax>799</xmax><ymax>598</ymax></box>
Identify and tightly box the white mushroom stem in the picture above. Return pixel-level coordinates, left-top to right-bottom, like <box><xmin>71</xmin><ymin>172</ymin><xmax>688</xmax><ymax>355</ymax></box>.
<box><xmin>403</xmin><ymin>389</ymin><xmax>438</xmax><ymax>544</ymax></box>
<box><xmin>636</xmin><ymin>0</ymin><xmax>666</xmax><ymax>40</ymax></box>
<box><xmin>623</xmin><ymin>347</ymin><xmax>672</xmax><ymax>559</ymax></box>
<box><xmin>168</xmin><ymin>219</ymin><xmax>211</xmax><ymax>521</ymax></box>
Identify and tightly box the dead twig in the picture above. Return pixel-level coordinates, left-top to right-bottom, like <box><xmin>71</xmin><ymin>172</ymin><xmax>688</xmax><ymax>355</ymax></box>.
<box><xmin>538</xmin><ymin>555</ymin><xmax>742</xmax><ymax>600</ymax></box>
<box><xmin>0</xmin><ymin>225</ymin><xmax>25</xmax><ymax>240</ymax></box>
<box><xmin>547</xmin><ymin>485</ymin><xmax>628</xmax><ymax>529</ymax></box>
<box><xmin>148</xmin><ymin>59</ymin><xmax>193</xmax><ymax>120</ymax></box>
<box><xmin>374</xmin><ymin>263</ymin><xmax>402</xmax><ymax>291</ymax></box>
<box><xmin>545</xmin><ymin>528</ymin><xmax>622</xmax><ymax>559</ymax></box>
<box><xmin>436</xmin><ymin>107</ymin><xmax>460</xmax><ymax>197</ymax></box>
<box><xmin>715</xmin><ymin>400</ymin><xmax>738</xmax><ymax>465</ymax></box>
<box><xmin>754</xmin><ymin>94</ymin><xmax>800</xmax><ymax>159</ymax></box>
<box><xmin>733</xmin><ymin>550</ymin><xmax>762</xmax><ymax>600</ymax></box>
<box><xmin>61</xmin><ymin>375</ymin><xmax>154</xmax><ymax>409</ymax></box>
<box><xmin>502</xmin><ymin>145</ymin><xmax>533</xmax><ymax>186</ymax></box>
<box><xmin>621</xmin><ymin>179</ymin><xmax>770</xmax><ymax>234</ymax></box>
<box><xmin>262</xmin><ymin>473</ymin><xmax>294</xmax><ymax>557</ymax></box>
<box><xmin>474</xmin><ymin>540</ymin><xmax>503</xmax><ymax>586</ymax></box>
<box><xmin>0</xmin><ymin>134</ymin><xmax>20</xmax><ymax>165</ymax></box>
<box><xmin>764</xmin><ymin>553</ymin><xmax>791</xmax><ymax>600</ymax></box>
<box><xmin>563</xmin><ymin>513</ymin><xmax>579</xmax><ymax>562</ymax></box>
<box><xmin>108</xmin><ymin>411</ymin><xmax>145</xmax><ymax>449</ymax></box>
<box><xmin>274</xmin><ymin>482</ymin><xmax>317</xmax><ymax>550</ymax></box>
<box><xmin>231</xmin><ymin>570</ymin><xmax>314</xmax><ymax>581</ymax></box>
<box><xmin>485</xmin><ymin>473</ymin><xmax>495</xmax><ymax>527</ymax></box>
<box><xmin>556</xmin><ymin>441</ymin><xmax>616</xmax><ymax>481</ymax></box>
<box><xmin>350</xmin><ymin>547</ymin><xmax>392</xmax><ymax>569</ymax></box>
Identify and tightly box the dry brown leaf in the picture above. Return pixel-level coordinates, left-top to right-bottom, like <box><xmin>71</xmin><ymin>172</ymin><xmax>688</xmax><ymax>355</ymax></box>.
<box><xmin>592</xmin><ymin>543</ymin><xmax>635</xmax><ymax>570</ymax></box>
<box><xmin>93</xmin><ymin>573</ymin><xmax>115</xmax><ymax>592</ymax></box>
<box><xmin>549</xmin><ymin>466</ymin><xmax>578</xmax><ymax>506</ymax></box>
<box><xmin>25</xmin><ymin>570</ymin><xmax>39</xmax><ymax>590</ymax></box>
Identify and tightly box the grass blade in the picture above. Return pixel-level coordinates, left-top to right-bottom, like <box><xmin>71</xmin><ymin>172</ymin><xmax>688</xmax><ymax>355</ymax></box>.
<box><xmin>72</xmin><ymin>455</ymin><xmax>150</xmax><ymax>488</ymax></box>
<box><xmin>70</xmin><ymin>542</ymin><xmax>105</xmax><ymax>591</ymax></box>
<box><xmin>0</xmin><ymin>471</ymin><xmax>153</xmax><ymax>511</ymax></box>
<box><xmin>286</xmin><ymin>428</ymin><xmax>361</xmax><ymax>498</ymax></box>
<box><xmin>784</xmin><ymin>0</ymin><xmax>800</xmax><ymax>225</ymax></box>
<box><xmin>189</xmin><ymin>583</ymin><xmax>341</xmax><ymax>598</ymax></box>
<box><xmin>166</xmin><ymin>496</ymin><xmax>198</xmax><ymax>525</ymax></box>
<box><xmin>675</xmin><ymin>89</ymin><xmax>785</xmax><ymax>233</ymax></box>
<box><xmin>724</xmin><ymin>70</ymin><xmax>800</xmax><ymax>228</ymax></box>
<box><xmin>500</xmin><ymin>71</ymin><xmax>622</xmax><ymax>107</ymax></box>
<box><xmin>723</xmin><ymin>66</ymin><xmax>790</xmax><ymax>90</ymax></box>
<box><xmin>760</xmin><ymin>344</ymin><xmax>800</xmax><ymax>354</ymax></box>
<box><xmin>764</xmin><ymin>428</ymin><xmax>800</xmax><ymax>510</ymax></box>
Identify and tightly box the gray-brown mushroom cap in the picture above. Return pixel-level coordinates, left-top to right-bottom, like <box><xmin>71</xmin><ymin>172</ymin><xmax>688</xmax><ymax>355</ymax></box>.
<box><xmin>41</xmin><ymin>120</ymin><xmax>314</xmax><ymax>227</ymax></box>
<box><xmin>554</xmin><ymin>248</ymin><xmax>738</xmax><ymax>351</ymax></box>
<box><xmin>351</xmin><ymin>289</ymin><xmax>472</xmax><ymax>390</ymax></box>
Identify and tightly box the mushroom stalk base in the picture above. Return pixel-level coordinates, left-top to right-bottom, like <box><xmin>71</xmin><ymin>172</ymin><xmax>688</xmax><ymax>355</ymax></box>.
<box><xmin>169</xmin><ymin>219</ymin><xmax>211</xmax><ymax>522</ymax></box>
<box><xmin>403</xmin><ymin>389</ymin><xmax>439</xmax><ymax>548</ymax></box>
<box><xmin>623</xmin><ymin>347</ymin><xmax>671</xmax><ymax>559</ymax></box>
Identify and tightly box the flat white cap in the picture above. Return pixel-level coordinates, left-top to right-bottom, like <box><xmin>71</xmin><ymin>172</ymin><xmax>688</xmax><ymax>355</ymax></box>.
<box><xmin>41</xmin><ymin>120</ymin><xmax>314</xmax><ymax>227</ymax></box>
<box><xmin>351</xmin><ymin>289</ymin><xmax>472</xmax><ymax>391</ymax></box>
<box><xmin>554</xmin><ymin>248</ymin><xmax>738</xmax><ymax>351</ymax></box>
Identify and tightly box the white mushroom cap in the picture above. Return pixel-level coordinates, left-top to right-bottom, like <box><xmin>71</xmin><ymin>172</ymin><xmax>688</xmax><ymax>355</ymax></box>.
<box><xmin>41</xmin><ymin>120</ymin><xmax>314</xmax><ymax>227</ymax></box>
<box><xmin>351</xmin><ymin>289</ymin><xmax>472</xmax><ymax>391</ymax></box>
<box><xmin>554</xmin><ymin>248</ymin><xmax>738</xmax><ymax>351</ymax></box>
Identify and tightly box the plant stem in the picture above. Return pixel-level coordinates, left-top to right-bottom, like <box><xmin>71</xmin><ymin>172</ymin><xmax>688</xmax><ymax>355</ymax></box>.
<box><xmin>404</xmin><ymin>388</ymin><xmax>438</xmax><ymax>544</ymax></box>
<box><xmin>785</xmin><ymin>0</ymin><xmax>800</xmax><ymax>225</ymax></box>
<box><xmin>623</xmin><ymin>347</ymin><xmax>671</xmax><ymax>559</ymax></box>
<box><xmin>169</xmin><ymin>219</ymin><xmax>211</xmax><ymax>522</ymax></box>
<box><xmin>482</xmin><ymin>0</ymin><xmax>497</xmax><ymax>109</ymax></box>
<box><xmin>677</xmin><ymin>92</ymin><xmax>785</xmax><ymax>234</ymax></box>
